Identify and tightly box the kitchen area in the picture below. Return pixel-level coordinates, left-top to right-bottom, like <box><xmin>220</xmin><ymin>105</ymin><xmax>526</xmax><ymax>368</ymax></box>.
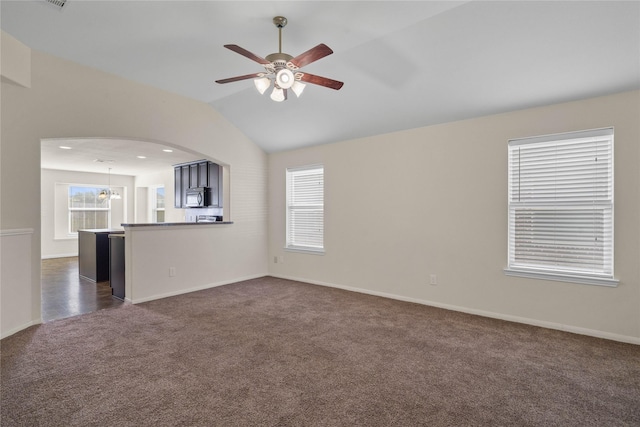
<box><xmin>41</xmin><ymin>138</ymin><xmax>234</xmax><ymax>321</ymax></box>
<box><xmin>77</xmin><ymin>159</ymin><xmax>231</xmax><ymax>304</ymax></box>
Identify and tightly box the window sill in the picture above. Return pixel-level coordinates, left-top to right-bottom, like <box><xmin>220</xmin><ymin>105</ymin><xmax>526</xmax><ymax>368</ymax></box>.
<box><xmin>54</xmin><ymin>235</ymin><xmax>78</xmax><ymax>241</ymax></box>
<box><xmin>285</xmin><ymin>246</ymin><xmax>325</xmax><ymax>255</ymax></box>
<box><xmin>504</xmin><ymin>268</ymin><xmax>619</xmax><ymax>287</ymax></box>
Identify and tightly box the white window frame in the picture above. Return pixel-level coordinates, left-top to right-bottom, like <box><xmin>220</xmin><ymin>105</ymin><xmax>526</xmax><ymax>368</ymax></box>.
<box><xmin>286</xmin><ymin>164</ymin><xmax>325</xmax><ymax>254</ymax></box>
<box><xmin>505</xmin><ymin>128</ymin><xmax>618</xmax><ymax>287</ymax></box>
<box><xmin>68</xmin><ymin>185</ymin><xmax>112</xmax><ymax>234</ymax></box>
<box><xmin>150</xmin><ymin>185</ymin><xmax>165</xmax><ymax>223</ymax></box>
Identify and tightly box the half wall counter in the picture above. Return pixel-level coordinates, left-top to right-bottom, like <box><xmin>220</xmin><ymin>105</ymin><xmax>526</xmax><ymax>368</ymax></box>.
<box><xmin>120</xmin><ymin>220</ymin><xmax>237</xmax><ymax>304</ymax></box>
<box><xmin>121</xmin><ymin>221</ymin><xmax>233</xmax><ymax>228</ymax></box>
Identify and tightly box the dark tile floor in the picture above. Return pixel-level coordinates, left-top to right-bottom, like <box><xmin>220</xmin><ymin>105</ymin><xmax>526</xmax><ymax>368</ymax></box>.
<box><xmin>41</xmin><ymin>257</ymin><xmax>123</xmax><ymax>322</ymax></box>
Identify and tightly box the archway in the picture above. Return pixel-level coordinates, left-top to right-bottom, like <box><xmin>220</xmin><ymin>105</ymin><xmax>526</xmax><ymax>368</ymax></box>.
<box><xmin>39</xmin><ymin>136</ymin><xmax>229</xmax><ymax>321</ymax></box>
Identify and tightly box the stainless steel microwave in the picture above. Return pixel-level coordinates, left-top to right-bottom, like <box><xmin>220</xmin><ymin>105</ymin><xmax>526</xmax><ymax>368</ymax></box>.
<box><xmin>185</xmin><ymin>187</ymin><xmax>211</xmax><ymax>208</ymax></box>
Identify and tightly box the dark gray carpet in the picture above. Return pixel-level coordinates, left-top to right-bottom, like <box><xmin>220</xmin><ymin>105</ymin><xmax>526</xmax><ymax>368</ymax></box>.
<box><xmin>2</xmin><ymin>276</ymin><xmax>639</xmax><ymax>426</ymax></box>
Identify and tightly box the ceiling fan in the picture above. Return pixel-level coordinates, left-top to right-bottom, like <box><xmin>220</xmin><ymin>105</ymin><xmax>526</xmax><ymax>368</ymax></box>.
<box><xmin>215</xmin><ymin>16</ymin><xmax>344</xmax><ymax>102</ymax></box>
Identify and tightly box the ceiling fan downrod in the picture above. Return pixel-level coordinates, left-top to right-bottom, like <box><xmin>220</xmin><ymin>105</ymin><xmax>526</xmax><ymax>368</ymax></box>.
<box><xmin>273</xmin><ymin>16</ymin><xmax>287</xmax><ymax>54</ymax></box>
<box><xmin>265</xmin><ymin>16</ymin><xmax>293</xmax><ymax>66</ymax></box>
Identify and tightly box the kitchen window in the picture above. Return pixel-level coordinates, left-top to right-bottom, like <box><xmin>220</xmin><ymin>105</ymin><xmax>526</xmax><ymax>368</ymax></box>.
<box><xmin>505</xmin><ymin>128</ymin><xmax>617</xmax><ymax>286</ymax></box>
<box><xmin>286</xmin><ymin>165</ymin><xmax>324</xmax><ymax>253</ymax></box>
<box><xmin>68</xmin><ymin>186</ymin><xmax>111</xmax><ymax>233</ymax></box>
<box><xmin>151</xmin><ymin>186</ymin><xmax>165</xmax><ymax>223</ymax></box>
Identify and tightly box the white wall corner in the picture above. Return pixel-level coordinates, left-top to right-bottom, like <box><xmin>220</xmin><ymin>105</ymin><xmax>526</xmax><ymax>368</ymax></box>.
<box><xmin>1</xmin><ymin>30</ymin><xmax>32</xmax><ymax>88</ymax></box>
<box><xmin>1</xmin><ymin>229</ymin><xmax>37</xmax><ymax>338</ymax></box>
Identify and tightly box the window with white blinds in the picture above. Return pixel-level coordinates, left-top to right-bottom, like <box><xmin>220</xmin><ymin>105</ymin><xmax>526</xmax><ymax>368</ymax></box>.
<box><xmin>506</xmin><ymin>128</ymin><xmax>617</xmax><ymax>286</ymax></box>
<box><xmin>286</xmin><ymin>165</ymin><xmax>324</xmax><ymax>253</ymax></box>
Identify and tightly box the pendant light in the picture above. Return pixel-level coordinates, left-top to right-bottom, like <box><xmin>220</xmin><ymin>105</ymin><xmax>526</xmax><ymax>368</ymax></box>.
<box><xmin>99</xmin><ymin>168</ymin><xmax>121</xmax><ymax>201</ymax></box>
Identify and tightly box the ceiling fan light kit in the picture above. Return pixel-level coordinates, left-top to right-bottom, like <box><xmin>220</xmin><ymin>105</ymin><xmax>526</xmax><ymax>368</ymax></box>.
<box><xmin>291</xmin><ymin>80</ymin><xmax>306</xmax><ymax>97</ymax></box>
<box><xmin>276</xmin><ymin>68</ymin><xmax>294</xmax><ymax>89</ymax></box>
<box><xmin>254</xmin><ymin>77</ymin><xmax>271</xmax><ymax>94</ymax></box>
<box><xmin>270</xmin><ymin>87</ymin><xmax>286</xmax><ymax>102</ymax></box>
<box><xmin>216</xmin><ymin>16</ymin><xmax>343</xmax><ymax>102</ymax></box>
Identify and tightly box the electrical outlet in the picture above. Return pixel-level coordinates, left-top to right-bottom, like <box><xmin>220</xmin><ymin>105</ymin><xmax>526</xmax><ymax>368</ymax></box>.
<box><xmin>169</xmin><ymin>267</ymin><xmax>176</xmax><ymax>277</ymax></box>
<box><xmin>274</xmin><ymin>256</ymin><xmax>278</xmax><ymax>263</ymax></box>
<box><xmin>430</xmin><ymin>274</ymin><xmax>437</xmax><ymax>286</ymax></box>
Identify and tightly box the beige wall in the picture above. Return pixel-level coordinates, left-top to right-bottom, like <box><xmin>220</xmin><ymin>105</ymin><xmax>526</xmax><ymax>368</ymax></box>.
<box><xmin>0</xmin><ymin>31</ymin><xmax>31</xmax><ymax>88</ymax></box>
<box><xmin>268</xmin><ymin>90</ymin><xmax>640</xmax><ymax>343</ymax></box>
<box><xmin>1</xmin><ymin>40</ymin><xmax>268</xmax><ymax>336</ymax></box>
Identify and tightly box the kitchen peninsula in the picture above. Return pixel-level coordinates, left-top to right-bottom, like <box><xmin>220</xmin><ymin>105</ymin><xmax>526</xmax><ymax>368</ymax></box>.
<box><xmin>120</xmin><ymin>219</ymin><xmax>236</xmax><ymax>305</ymax></box>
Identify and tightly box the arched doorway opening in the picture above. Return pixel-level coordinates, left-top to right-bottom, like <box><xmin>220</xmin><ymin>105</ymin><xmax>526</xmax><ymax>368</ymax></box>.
<box><xmin>39</xmin><ymin>136</ymin><xmax>228</xmax><ymax>321</ymax></box>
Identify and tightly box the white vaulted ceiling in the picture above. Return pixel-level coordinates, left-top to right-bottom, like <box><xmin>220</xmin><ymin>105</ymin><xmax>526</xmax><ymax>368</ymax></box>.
<box><xmin>2</xmin><ymin>0</ymin><xmax>639</xmax><ymax>158</ymax></box>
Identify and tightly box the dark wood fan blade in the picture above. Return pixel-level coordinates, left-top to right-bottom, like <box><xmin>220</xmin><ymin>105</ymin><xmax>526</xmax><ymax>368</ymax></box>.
<box><xmin>215</xmin><ymin>73</ymin><xmax>263</xmax><ymax>84</ymax></box>
<box><xmin>224</xmin><ymin>44</ymin><xmax>271</xmax><ymax>65</ymax></box>
<box><xmin>299</xmin><ymin>73</ymin><xmax>344</xmax><ymax>90</ymax></box>
<box><xmin>288</xmin><ymin>44</ymin><xmax>334</xmax><ymax>69</ymax></box>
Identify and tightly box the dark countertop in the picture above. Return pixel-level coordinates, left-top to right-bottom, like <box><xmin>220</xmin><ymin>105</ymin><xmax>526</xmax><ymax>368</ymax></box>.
<box><xmin>78</xmin><ymin>229</ymin><xmax>125</xmax><ymax>233</ymax></box>
<box><xmin>121</xmin><ymin>222</ymin><xmax>233</xmax><ymax>228</ymax></box>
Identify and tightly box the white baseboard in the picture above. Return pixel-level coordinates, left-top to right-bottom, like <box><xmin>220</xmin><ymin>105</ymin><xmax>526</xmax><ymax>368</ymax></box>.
<box><xmin>270</xmin><ymin>274</ymin><xmax>640</xmax><ymax>346</ymax></box>
<box><xmin>41</xmin><ymin>253</ymin><xmax>78</xmax><ymax>259</ymax></box>
<box><xmin>130</xmin><ymin>273</ymin><xmax>267</xmax><ymax>304</ymax></box>
<box><xmin>1</xmin><ymin>318</ymin><xmax>42</xmax><ymax>340</ymax></box>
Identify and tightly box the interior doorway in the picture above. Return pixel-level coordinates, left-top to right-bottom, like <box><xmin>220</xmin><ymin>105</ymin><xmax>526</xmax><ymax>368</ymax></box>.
<box><xmin>39</xmin><ymin>136</ymin><xmax>229</xmax><ymax>321</ymax></box>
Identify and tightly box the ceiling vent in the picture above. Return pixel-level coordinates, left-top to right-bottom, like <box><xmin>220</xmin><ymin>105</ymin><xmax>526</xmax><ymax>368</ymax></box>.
<box><xmin>45</xmin><ymin>0</ymin><xmax>67</xmax><ymax>10</ymax></box>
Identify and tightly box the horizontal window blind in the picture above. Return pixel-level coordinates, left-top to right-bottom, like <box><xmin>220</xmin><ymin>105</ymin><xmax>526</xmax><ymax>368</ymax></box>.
<box><xmin>286</xmin><ymin>165</ymin><xmax>324</xmax><ymax>251</ymax></box>
<box><xmin>507</xmin><ymin>128</ymin><xmax>613</xmax><ymax>279</ymax></box>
